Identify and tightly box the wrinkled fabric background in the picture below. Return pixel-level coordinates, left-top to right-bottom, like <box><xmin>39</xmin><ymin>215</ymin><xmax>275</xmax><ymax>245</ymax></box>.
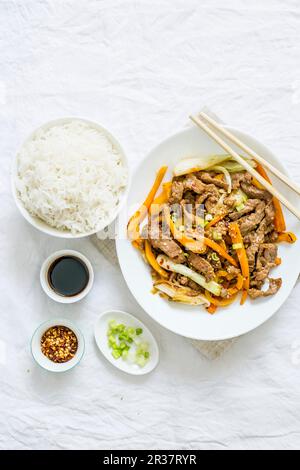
<box><xmin>1</xmin><ymin>0</ymin><xmax>300</xmax><ymax>450</ymax></box>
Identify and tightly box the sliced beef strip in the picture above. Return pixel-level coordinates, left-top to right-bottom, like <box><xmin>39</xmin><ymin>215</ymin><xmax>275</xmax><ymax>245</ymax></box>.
<box><xmin>248</xmin><ymin>278</ymin><xmax>282</xmax><ymax>299</ymax></box>
<box><xmin>229</xmin><ymin>199</ymin><xmax>261</xmax><ymax>221</ymax></box>
<box><xmin>238</xmin><ymin>201</ymin><xmax>266</xmax><ymax>235</ymax></box>
<box><xmin>240</xmin><ymin>182</ymin><xmax>272</xmax><ymax>201</ymax></box>
<box><xmin>245</xmin><ymin>218</ymin><xmax>268</xmax><ymax>271</ymax></box>
<box><xmin>188</xmin><ymin>252</ymin><xmax>215</xmax><ymax>282</ymax></box>
<box><xmin>183</xmin><ymin>174</ymin><xmax>207</xmax><ymax>194</ymax></box>
<box><xmin>196</xmin><ymin>183</ymin><xmax>219</xmax><ymax>204</ymax></box>
<box><xmin>205</xmin><ymin>193</ymin><xmax>221</xmax><ymax>214</ymax></box>
<box><xmin>252</xmin><ymin>243</ymin><xmax>278</xmax><ymax>283</ymax></box>
<box><xmin>149</xmin><ymin>237</ymin><xmax>186</xmax><ymax>263</ymax></box>
<box><xmin>264</xmin><ymin>200</ymin><xmax>275</xmax><ymax>224</ymax></box>
<box><xmin>181</xmin><ymin>190</ymin><xmax>196</xmax><ymax>205</ymax></box>
<box><xmin>169</xmin><ymin>180</ymin><xmax>184</xmax><ymax>204</ymax></box>
<box><xmin>198</xmin><ymin>172</ymin><xmax>228</xmax><ymax>190</ymax></box>
<box><xmin>231</xmin><ymin>171</ymin><xmax>252</xmax><ymax>190</ymax></box>
<box><xmin>148</xmin><ymin>224</ymin><xmax>186</xmax><ymax>263</ymax></box>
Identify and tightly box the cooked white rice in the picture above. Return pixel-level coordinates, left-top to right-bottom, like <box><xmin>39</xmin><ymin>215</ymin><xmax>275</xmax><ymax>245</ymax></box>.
<box><xmin>16</xmin><ymin>120</ymin><xmax>128</xmax><ymax>234</ymax></box>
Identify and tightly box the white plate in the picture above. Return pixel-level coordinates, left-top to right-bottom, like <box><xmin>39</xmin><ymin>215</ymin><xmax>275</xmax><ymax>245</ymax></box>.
<box><xmin>94</xmin><ymin>310</ymin><xmax>159</xmax><ymax>375</ymax></box>
<box><xmin>116</xmin><ymin>126</ymin><xmax>300</xmax><ymax>341</ymax></box>
<box><xmin>11</xmin><ymin>117</ymin><xmax>130</xmax><ymax>239</ymax></box>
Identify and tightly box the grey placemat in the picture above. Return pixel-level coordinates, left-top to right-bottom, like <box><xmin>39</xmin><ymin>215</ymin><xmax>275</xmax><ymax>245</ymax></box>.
<box><xmin>92</xmin><ymin>235</ymin><xmax>237</xmax><ymax>360</ymax></box>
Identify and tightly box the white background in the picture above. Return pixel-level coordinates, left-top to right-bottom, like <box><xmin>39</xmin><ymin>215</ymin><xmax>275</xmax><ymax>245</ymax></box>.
<box><xmin>1</xmin><ymin>0</ymin><xmax>300</xmax><ymax>450</ymax></box>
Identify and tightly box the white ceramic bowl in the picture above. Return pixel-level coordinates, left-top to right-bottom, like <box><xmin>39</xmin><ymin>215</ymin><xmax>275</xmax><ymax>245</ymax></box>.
<box><xmin>94</xmin><ymin>310</ymin><xmax>159</xmax><ymax>375</ymax></box>
<box><xmin>11</xmin><ymin>117</ymin><xmax>130</xmax><ymax>238</ymax></box>
<box><xmin>40</xmin><ymin>250</ymin><xmax>94</xmax><ymax>303</ymax></box>
<box><xmin>116</xmin><ymin>125</ymin><xmax>300</xmax><ymax>341</ymax></box>
<box><xmin>31</xmin><ymin>318</ymin><xmax>85</xmax><ymax>372</ymax></box>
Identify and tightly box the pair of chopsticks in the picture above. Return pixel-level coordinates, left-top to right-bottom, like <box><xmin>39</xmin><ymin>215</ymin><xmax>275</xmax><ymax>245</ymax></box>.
<box><xmin>189</xmin><ymin>112</ymin><xmax>300</xmax><ymax>221</ymax></box>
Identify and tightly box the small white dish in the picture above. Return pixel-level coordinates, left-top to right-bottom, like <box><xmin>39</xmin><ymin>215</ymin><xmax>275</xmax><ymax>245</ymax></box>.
<box><xmin>40</xmin><ymin>249</ymin><xmax>94</xmax><ymax>303</ymax></box>
<box><xmin>94</xmin><ymin>310</ymin><xmax>159</xmax><ymax>375</ymax></box>
<box><xmin>31</xmin><ymin>318</ymin><xmax>85</xmax><ymax>372</ymax></box>
<box><xmin>11</xmin><ymin>117</ymin><xmax>130</xmax><ymax>239</ymax></box>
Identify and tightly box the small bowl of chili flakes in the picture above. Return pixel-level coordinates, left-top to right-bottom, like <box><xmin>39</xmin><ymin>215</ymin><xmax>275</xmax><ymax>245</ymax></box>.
<box><xmin>31</xmin><ymin>318</ymin><xmax>85</xmax><ymax>372</ymax></box>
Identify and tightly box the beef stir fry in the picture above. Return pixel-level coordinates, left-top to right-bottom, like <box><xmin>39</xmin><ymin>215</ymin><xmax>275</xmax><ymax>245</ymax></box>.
<box><xmin>127</xmin><ymin>157</ymin><xmax>296</xmax><ymax>314</ymax></box>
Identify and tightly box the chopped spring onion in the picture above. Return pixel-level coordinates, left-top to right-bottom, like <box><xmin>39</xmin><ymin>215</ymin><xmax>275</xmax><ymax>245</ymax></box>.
<box><xmin>205</xmin><ymin>213</ymin><xmax>213</xmax><ymax>221</ymax></box>
<box><xmin>211</xmin><ymin>252</ymin><xmax>220</xmax><ymax>262</ymax></box>
<box><xmin>156</xmin><ymin>255</ymin><xmax>222</xmax><ymax>297</ymax></box>
<box><xmin>107</xmin><ymin>321</ymin><xmax>150</xmax><ymax>367</ymax></box>
<box><xmin>232</xmin><ymin>243</ymin><xmax>243</xmax><ymax>250</ymax></box>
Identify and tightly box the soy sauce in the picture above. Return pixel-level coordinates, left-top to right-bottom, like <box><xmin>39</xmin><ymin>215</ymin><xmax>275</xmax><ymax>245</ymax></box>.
<box><xmin>48</xmin><ymin>256</ymin><xmax>89</xmax><ymax>297</ymax></box>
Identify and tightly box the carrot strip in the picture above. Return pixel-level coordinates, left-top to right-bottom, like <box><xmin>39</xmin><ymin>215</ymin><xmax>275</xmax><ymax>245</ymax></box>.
<box><xmin>228</xmin><ymin>273</ymin><xmax>244</xmax><ymax>296</ymax></box>
<box><xmin>150</xmin><ymin>183</ymin><xmax>172</xmax><ymax>217</ymax></box>
<box><xmin>203</xmin><ymin>238</ymin><xmax>238</xmax><ymax>267</ymax></box>
<box><xmin>240</xmin><ymin>290</ymin><xmax>248</xmax><ymax>305</ymax></box>
<box><xmin>255</xmin><ymin>162</ymin><xmax>286</xmax><ymax>232</ymax></box>
<box><xmin>252</xmin><ymin>177</ymin><xmax>265</xmax><ymax>190</ymax></box>
<box><xmin>164</xmin><ymin>206</ymin><xmax>206</xmax><ymax>254</ymax></box>
<box><xmin>145</xmin><ymin>240</ymin><xmax>168</xmax><ymax>278</ymax></box>
<box><xmin>127</xmin><ymin>166</ymin><xmax>168</xmax><ymax>240</ymax></box>
<box><xmin>275</xmin><ymin>257</ymin><xmax>282</xmax><ymax>266</ymax></box>
<box><xmin>205</xmin><ymin>212</ymin><xmax>227</xmax><ymax>230</ymax></box>
<box><xmin>277</xmin><ymin>232</ymin><xmax>297</xmax><ymax>243</ymax></box>
<box><xmin>205</xmin><ymin>290</ymin><xmax>237</xmax><ymax>307</ymax></box>
<box><xmin>132</xmin><ymin>239</ymin><xmax>144</xmax><ymax>252</ymax></box>
<box><xmin>207</xmin><ymin>304</ymin><xmax>217</xmax><ymax>314</ymax></box>
<box><xmin>228</xmin><ymin>222</ymin><xmax>250</xmax><ymax>292</ymax></box>
<box><xmin>216</xmin><ymin>270</ymin><xmax>229</xmax><ymax>279</ymax></box>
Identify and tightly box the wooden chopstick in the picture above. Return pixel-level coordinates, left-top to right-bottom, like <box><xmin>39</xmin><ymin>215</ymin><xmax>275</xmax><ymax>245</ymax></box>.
<box><xmin>189</xmin><ymin>114</ymin><xmax>300</xmax><ymax>222</ymax></box>
<box><xmin>199</xmin><ymin>111</ymin><xmax>300</xmax><ymax>196</ymax></box>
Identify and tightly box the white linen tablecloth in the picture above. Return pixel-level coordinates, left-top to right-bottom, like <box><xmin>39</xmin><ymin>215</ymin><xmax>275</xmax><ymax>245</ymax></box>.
<box><xmin>1</xmin><ymin>0</ymin><xmax>300</xmax><ymax>450</ymax></box>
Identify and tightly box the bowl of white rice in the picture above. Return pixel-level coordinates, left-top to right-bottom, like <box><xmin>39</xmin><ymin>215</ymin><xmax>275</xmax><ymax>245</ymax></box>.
<box><xmin>12</xmin><ymin>118</ymin><xmax>129</xmax><ymax>238</ymax></box>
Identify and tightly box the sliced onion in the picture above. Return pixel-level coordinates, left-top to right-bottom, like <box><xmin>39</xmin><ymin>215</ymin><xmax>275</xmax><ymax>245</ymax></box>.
<box><xmin>221</xmin><ymin>159</ymin><xmax>256</xmax><ymax>173</ymax></box>
<box><xmin>173</xmin><ymin>155</ymin><xmax>231</xmax><ymax>176</ymax></box>
<box><xmin>211</xmin><ymin>165</ymin><xmax>232</xmax><ymax>194</ymax></box>
<box><xmin>156</xmin><ymin>255</ymin><xmax>222</xmax><ymax>297</ymax></box>
<box><xmin>154</xmin><ymin>281</ymin><xmax>210</xmax><ymax>307</ymax></box>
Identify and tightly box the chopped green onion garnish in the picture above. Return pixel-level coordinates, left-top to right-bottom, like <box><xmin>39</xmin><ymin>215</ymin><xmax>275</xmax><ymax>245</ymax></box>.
<box><xmin>211</xmin><ymin>252</ymin><xmax>220</xmax><ymax>262</ymax></box>
<box><xmin>112</xmin><ymin>350</ymin><xmax>121</xmax><ymax>359</ymax></box>
<box><xmin>205</xmin><ymin>213</ymin><xmax>213</xmax><ymax>221</ymax></box>
<box><xmin>107</xmin><ymin>320</ymin><xmax>150</xmax><ymax>367</ymax></box>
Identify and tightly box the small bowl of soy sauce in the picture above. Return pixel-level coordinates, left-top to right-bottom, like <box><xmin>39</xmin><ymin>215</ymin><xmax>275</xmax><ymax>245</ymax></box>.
<box><xmin>40</xmin><ymin>250</ymin><xmax>94</xmax><ymax>303</ymax></box>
